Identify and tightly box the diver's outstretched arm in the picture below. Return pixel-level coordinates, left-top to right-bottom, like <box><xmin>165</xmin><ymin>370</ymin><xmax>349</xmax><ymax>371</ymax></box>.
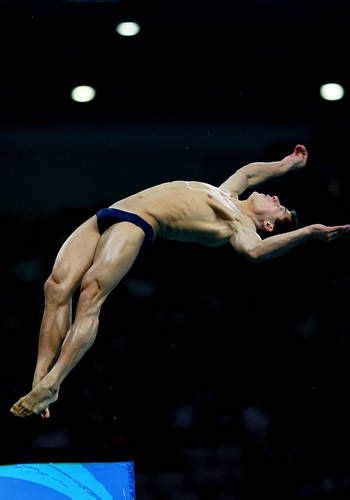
<box><xmin>219</xmin><ymin>144</ymin><xmax>308</xmax><ymax>197</ymax></box>
<box><xmin>231</xmin><ymin>223</ymin><xmax>350</xmax><ymax>263</ymax></box>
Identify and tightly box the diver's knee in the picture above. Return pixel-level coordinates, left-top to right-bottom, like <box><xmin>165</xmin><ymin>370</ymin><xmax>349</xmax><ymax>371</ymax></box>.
<box><xmin>44</xmin><ymin>275</ymin><xmax>72</xmax><ymax>305</ymax></box>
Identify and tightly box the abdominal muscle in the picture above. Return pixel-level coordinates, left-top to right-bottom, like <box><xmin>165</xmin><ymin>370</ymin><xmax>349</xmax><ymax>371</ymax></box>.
<box><xmin>109</xmin><ymin>180</ymin><xmax>250</xmax><ymax>246</ymax></box>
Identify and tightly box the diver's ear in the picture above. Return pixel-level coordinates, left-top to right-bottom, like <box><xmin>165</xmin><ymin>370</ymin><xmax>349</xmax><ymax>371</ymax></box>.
<box><xmin>262</xmin><ymin>219</ymin><xmax>274</xmax><ymax>232</ymax></box>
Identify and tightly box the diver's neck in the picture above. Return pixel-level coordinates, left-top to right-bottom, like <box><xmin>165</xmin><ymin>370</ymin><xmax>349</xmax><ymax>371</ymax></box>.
<box><xmin>237</xmin><ymin>199</ymin><xmax>259</xmax><ymax>230</ymax></box>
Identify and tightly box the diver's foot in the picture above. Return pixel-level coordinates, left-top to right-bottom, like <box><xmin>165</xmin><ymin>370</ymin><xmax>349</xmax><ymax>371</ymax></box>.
<box><xmin>10</xmin><ymin>381</ymin><xmax>59</xmax><ymax>418</ymax></box>
<box><xmin>32</xmin><ymin>371</ymin><xmax>52</xmax><ymax>419</ymax></box>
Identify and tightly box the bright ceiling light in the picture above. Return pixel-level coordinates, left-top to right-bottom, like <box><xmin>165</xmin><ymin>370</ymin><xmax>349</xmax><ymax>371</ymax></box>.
<box><xmin>116</xmin><ymin>22</ymin><xmax>140</xmax><ymax>37</ymax></box>
<box><xmin>71</xmin><ymin>85</ymin><xmax>96</xmax><ymax>103</ymax></box>
<box><xmin>320</xmin><ymin>83</ymin><xmax>344</xmax><ymax>101</ymax></box>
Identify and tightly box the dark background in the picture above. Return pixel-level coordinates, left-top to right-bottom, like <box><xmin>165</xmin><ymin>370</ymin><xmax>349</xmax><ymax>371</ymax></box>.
<box><xmin>1</xmin><ymin>1</ymin><xmax>350</xmax><ymax>498</ymax></box>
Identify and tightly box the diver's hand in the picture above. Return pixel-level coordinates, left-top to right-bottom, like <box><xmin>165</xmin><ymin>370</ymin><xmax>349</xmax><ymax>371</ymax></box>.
<box><xmin>311</xmin><ymin>224</ymin><xmax>350</xmax><ymax>242</ymax></box>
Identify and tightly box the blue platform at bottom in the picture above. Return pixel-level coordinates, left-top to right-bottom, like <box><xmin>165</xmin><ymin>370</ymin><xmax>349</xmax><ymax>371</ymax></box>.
<box><xmin>0</xmin><ymin>461</ymin><xmax>135</xmax><ymax>499</ymax></box>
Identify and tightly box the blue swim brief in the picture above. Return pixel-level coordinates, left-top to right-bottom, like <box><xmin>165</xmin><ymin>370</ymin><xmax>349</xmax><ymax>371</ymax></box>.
<box><xmin>95</xmin><ymin>208</ymin><xmax>154</xmax><ymax>253</ymax></box>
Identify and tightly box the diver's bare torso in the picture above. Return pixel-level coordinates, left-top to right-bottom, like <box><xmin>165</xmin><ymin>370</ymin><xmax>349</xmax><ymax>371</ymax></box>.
<box><xmin>109</xmin><ymin>180</ymin><xmax>255</xmax><ymax>246</ymax></box>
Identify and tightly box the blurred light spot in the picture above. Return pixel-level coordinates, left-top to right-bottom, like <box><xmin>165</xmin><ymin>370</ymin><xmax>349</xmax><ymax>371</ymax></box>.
<box><xmin>320</xmin><ymin>83</ymin><xmax>344</xmax><ymax>101</ymax></box>
<box><xmin>171</xmin><ymin>404</ymin><xmax>194</xmax><ymax>428</ymax></box>
<box><xmin>154</xmin><ymin>473</ymin><xmax>185</xmax><ymax>491</ymax></box>
<box><xmin>295</xmin><ymin>314</ymin><xmax>318</xmax><ymax>338</ymax></box>
<box><xmin>328</xmin><ymin>178</ymin><xmax>341</xmax><ymax>196</ymax></box>
<box><xmin>241</xmin><ymin>406</ymin><xmax>270</xmax><ymax>438</ymax></box>
<box><xmin>207</xmin><ymin>295</ymin><xmax>223</xmax><ymax>309</ymax></box>
<box><xmin>300</xmin><ymin>482</ymin><xmax>316</xmax><ymax>496</ymax></box>
<box><xmin>71</xmin><ymin>85</ymin><xmax>96</xmax><ymax>103</ymax></box>
<box><xmin>32</xmin><ymin>429</ymin><xmax>70</xmax><ymax>447</ymax></box>
<box><xmin>194</xmin><ymin>464</ymin><xmax>225</xmax><ymax>485</ymax></box>
<box><xmin>111</xmin><ymin>336</ymin><xmax>129</xmax><ymax>349</ymax></box>
<box><xmin>320</xmin><ymin>478</ymin><xmax>335</xmax><ymax>493</ymax></box>
<box><xmin>215</xmin><ymin>445</ymin><xmax>242</xmax><ymax>463</ymax></box>
<box><xmin>217</xmin><ymin>414</ymin><xmax>233</xmax><ymax>426</ymax></box>
<box><xmin>13</xmin><ymin>258</ymin><xmax>41</xmax><ymax>283</ymax></box>
<box><xmin>183</xmin><ymin>447</ymin><xmax>209</xmax><ymax>464</ymax></box>
<box><xmin>342</xmin><ymin>478</ymin><xmax>350</xmax><ymax>490</ymax></box>
<box><xmin>168</xmin><ymin>309</ymin><xmax>186</xmax><ymax>323</ymax></box>
<box><xmin>116</xmin><ymin>22</ymin><xmax>140</xmax><ymax>37</ymax></box>
<box><xmin>125</xmin><ymin>277</ymin><xmax>155</xmax><ymax>298</ymax></box>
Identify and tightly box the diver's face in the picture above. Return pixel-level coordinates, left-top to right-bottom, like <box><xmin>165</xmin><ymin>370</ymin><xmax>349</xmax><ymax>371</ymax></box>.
<box><xmin>250</xmin><ymin>192</ymin><xmax>289</xmax><ymax>218</ymax></box>
<box><xmin>249</xmin><ymin>191</ymin><xmax>292</xmax><ymax>232</ymax></box>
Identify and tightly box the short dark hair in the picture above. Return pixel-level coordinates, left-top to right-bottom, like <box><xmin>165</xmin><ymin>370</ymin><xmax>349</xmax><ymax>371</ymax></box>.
<box><xmin>273</xmin><ymin>209</ymin><xmax>298</xmax><ymax>234</ymax></box>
